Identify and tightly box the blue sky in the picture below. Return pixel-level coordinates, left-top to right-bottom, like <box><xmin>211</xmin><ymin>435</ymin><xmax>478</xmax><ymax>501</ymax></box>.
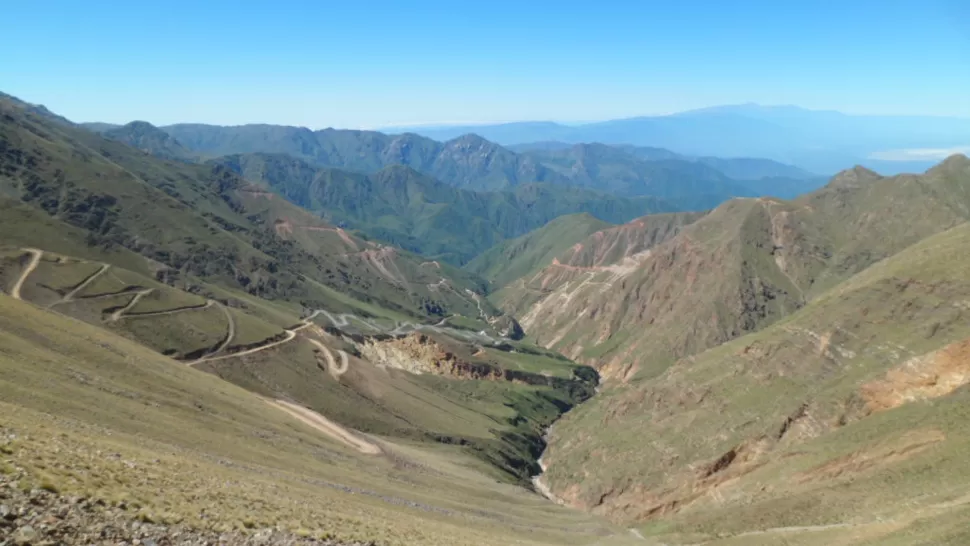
<box><xmin>4</xmin><ymin>0</ymin><xmax>969</xmax><ymax>128</ymax></box>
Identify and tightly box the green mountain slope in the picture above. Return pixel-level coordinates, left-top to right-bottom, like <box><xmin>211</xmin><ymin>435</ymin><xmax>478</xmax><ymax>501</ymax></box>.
<box><xmin>211</xmin><ymin>152</ymin><xmax>672</xmax><ymax>264</ymax></box>
<box><xmin>0</xmin><ymin>92</ymin><xmax>635</xmax><ymax>544</ymax></box>
<box><xmin>0</xmin><ymin>93</ymin><xmax>495</xmax><ymax>320</ymax></box>
<box><xmin>465</xmin><ymin>213</ymin><xmax>613</xmax><ymax>289</ymax></box>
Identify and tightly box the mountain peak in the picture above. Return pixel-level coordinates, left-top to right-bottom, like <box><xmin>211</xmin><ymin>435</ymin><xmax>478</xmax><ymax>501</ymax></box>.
<box><xmin>104</xmin><ymin>120</ymin><xmax>193</xmax><ymax>161</ymax></box>
<box><xmin>941</xmin><ymin>153</ymin><xmax>970</xmax><ymax>168</ymax></box>
<box><xmin>827</xmin><ymin>165</ymin><xmax>883</xmax><ymax>188</ymax></box>
<box><xmin>924</xmin><ymin>153</ymin><xmax>970</xmax><ymax>178</ymax></box>
<box><xmin>113</xmin><ymin>120</ymin><xmax>165</xmax><ymax>134</ymax></box>
<box><xmin>445</xmin><ymin>133</ymin><xmax>495</xmax><ymax>149</ymax></box>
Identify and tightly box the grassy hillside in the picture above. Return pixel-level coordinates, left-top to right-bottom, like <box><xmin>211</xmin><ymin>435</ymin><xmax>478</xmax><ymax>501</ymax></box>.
<box><xmin>0</xmin><ymin>240</ymin><xmax>601</xmax><ymax>495</ymax></box>
<box><xmin>465</xmin><ymin>213</ymin><xmax>612</xmax><ymax>289</ymax></box>
<box><xmin>0</xmin><ymin>293</ymin><xmax>629</xmax><ymax>545</ymax></box>
<box><xmin>0</xmin><ymin>93</ymin><xmax>497</xmax><ymax>320</ymax></box>
<box><xmin>540</xmin><ymin>221</ymin><xmax>970</xmax><ymax>545</ymax></box>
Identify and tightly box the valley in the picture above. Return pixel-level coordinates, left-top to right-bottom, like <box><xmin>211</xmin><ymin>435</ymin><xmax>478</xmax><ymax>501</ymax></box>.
<box><xmin>2</xmin><ymin>84</ymin><xmax>970</xmax><ymax>546</ymax></box>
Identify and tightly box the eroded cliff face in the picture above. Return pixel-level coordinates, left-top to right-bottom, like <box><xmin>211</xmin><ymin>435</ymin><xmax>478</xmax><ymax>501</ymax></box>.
<box><xmin>354</xmin><ymin>332</ymin><xmax>597</xmax><ymax>394</ymax></box>
<box><xmin>504</xmin><ymin>199</ymin><xmax>807</xmax><ymax>383</ymax></box>
<box><xmin>356</xmin><ymin>332</ymin><xmax>501</xmax><ymax>379</ymax></box>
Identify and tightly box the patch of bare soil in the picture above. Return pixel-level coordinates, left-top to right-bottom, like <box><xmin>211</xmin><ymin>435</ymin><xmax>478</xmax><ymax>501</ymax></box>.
<box><xmin>861</xmin><ymin>337</ymin><xmax>970</xmax><ymax>412</ymax></box>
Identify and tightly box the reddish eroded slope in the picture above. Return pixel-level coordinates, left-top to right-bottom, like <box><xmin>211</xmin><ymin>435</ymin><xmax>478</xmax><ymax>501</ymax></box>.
<box><xmin>554</xmin><ymin>212</ymin><xmax>704</xmax><ymax>269</ymax></box>
<box><xmin>540</xmin><ymin>221</ymin><xmax>970</xmax><ymax>531</ymax></box>
<box><xmin>504</xmin><ymin>157</ymin><xmax>970</xmax><ymax>384</ymax></box>
<box><xmin>507</xmin><ymin>199</ymin><xmax>806</xmax><ymax>381</ymax></box>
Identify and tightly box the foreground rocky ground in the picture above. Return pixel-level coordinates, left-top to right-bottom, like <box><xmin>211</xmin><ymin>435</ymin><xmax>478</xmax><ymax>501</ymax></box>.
<box><xmin>0</xmin><ymin>471</ymin><xmax>367</xmax><ymax>546</ymax></box>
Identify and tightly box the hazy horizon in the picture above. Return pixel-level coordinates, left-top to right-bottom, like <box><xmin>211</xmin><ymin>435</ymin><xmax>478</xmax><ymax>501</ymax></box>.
<box><xmin>4</xmin><ymin>0</ymin><xmax>969</xmax><ymax>128</ymax></box>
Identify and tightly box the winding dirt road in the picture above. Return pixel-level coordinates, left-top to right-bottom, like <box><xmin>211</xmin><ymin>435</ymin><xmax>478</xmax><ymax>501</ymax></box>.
<box><xmin>198</xmin><ymin>329</ymin><xmax>298</xmax><ymax>363</ymax></box>
<box><xmin>108</xmin><ymin>289</ymin><xmax>154</xmax><ymax>321</ymax></box>
<box><xmin>191</xmin><ymin>308</ymin><xmax>355</xmax><ymax>367</ymax></box>
<box><xmin>60</xmin><ymin>263</ymin><xmax>110</xmax><ymax>303</ymax></box>
<box><xmin>307</xmin><ymin>338</ymin><xmax>349</xmax><ymax>377</ymax></box>
<box><xmin>119</xmin><ymin>299</ymin><xmax>214</xmax><ymax>319</ymax></box>
<box><xmin>10</xmin><ymin>248</ymin><xmax>43</xmax><ymax>300</ymax></box>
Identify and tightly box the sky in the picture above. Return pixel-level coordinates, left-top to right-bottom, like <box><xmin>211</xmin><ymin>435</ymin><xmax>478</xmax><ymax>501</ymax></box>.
<box><xmin>3</xmin><ymin>0</ymin><xmax>969</xmax><ymax>129</ymax></box>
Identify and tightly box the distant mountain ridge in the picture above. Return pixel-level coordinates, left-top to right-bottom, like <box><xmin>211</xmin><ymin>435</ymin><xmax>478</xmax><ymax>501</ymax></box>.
<box><xmin>389</xmin><ymin>104</ymin><xmax>970</xmax><ymax>174</ymax></box>
<box><xmin>85</xmin><ymin>121</ymin><xmax>824</xmax><ymax>203</ymax></box>
<box><xmin>156</xmin><ymin>123</ymin><xmax>564</xmax><ymax>192</ymax></box>
<box><xmin>103</xmin><ymin>121</ymin><xmax>197</xmax><ymax>162</ymax></box>
<box><xmin>210</xmin><ymin>152</ymin><xmax>673</xmax><ymax>264</ymax></box>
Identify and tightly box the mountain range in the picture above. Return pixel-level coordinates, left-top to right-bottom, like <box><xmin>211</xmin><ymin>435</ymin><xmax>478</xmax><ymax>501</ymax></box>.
<box><xmin>207</xmin><ymin>152</ymin><xmax>671</xmax><ymax>264</ymax></box>
<box><xmin>78</xmin><ymin>118</ymin><xmax>828</xmax><ymax>265</ymax></box>
<box><xmin>89</xmin><ymin>119</ymin><xmax>825</xmax><ymax>201</ymax></box>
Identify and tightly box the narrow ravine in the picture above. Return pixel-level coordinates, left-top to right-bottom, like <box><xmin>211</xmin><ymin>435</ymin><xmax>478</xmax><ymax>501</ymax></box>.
<box><xmin>531</xmin><ymin>426</ymin><xmax>566</xmax><ymax>505</ymax></box>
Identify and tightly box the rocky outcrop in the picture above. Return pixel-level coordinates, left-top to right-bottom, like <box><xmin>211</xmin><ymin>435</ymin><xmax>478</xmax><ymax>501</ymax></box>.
<box><xmin>356</xmin><ymin>333</ymin><xmax>596</xmax><ymax>393</ymax></box>
<box><xmin>489</xmin><ymin>315</ymin><xmax>525</xmax><ymax>340</ymax></box>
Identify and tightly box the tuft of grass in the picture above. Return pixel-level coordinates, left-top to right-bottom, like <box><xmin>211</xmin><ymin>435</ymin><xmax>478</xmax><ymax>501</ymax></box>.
<box><xmin>39</xmin><ymin>477</ymin><xmax>61</xmax><ymax>494</ymax></box>
<box><xmin>137</xmin><ymin>511</ymin><xmax>156</xmax><ymax>524</ymax></box>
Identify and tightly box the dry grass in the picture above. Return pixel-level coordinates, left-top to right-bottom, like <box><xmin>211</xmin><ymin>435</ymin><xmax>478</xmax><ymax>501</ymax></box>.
<box><xmin>0</xmin><ymin>294</ymin><xmax>619</xmax><ymax>545</ymax></box>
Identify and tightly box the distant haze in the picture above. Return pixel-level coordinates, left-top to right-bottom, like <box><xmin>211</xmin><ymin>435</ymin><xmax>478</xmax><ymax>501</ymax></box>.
<box><xmin>386</xmin><ymin>105</ymin><xmax>970</xmax><ymax>175</ymax></box>
<box><xmin>2</xmin><ymin>1</ymin><xmax>969</xmax><ymax>128</ymax></box>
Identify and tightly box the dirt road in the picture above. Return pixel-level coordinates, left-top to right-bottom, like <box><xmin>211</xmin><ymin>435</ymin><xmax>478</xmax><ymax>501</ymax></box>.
<box><xmin>108</xmin><ymin>289</ymin><xmax>154</xmax><ymax>321</ymax></box>
<box><xmin>267</xmin><ymin>398</ymin><xmax>380</xmax><ymax>454</ymax></box>
<box><xmin>60</xmin><ymin>264</ymin><xmax>110</xmax><ymax>303</ymax></box>
<box><xmin>10</xmin><ymin>248</ymin><xmax>43</xmax><ymax>300</ymax></box>
<box><xmin>307</xmin><ymin>338</ymin><xmax>349</xmax><ymax>377</ymax></box>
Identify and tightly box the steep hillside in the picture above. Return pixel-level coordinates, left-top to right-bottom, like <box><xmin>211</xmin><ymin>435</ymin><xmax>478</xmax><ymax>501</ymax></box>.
<box><xmin>465</xmin><ymin>213</ymin><xmax>612</xmax><ymax>289</ymax></box>
<box><xmin>0</xmin><ymin>290</ymin><xmax>621</xmax><ymax>545</ymax></box>
<box><xmin>540</xmin><ymin>221</ymin><xmax>970</xmax><ymax>545</ymax></box>
<box><xmin>0</xmin><ymin>94</ymin><xmax>636</xmax><ymax>545</ymax></box>
<box><xmin>0</xmin><ymin>241</ymin><xmax>592</xmax><ymax>483</ymax></box>
<box><xmin>211</xmin><ymin>152</ymin><xmax>672</xmax><ymax>264</ymax></box>
<box><xmin>0</xmin><ymin>93</ymin><xmax>495</xmax><ymax>320</ymax></box>
<box><xmin>501</xmin><ymin>157</ymin><xmax>970</xmax><ymax>382</ymax></box>
<box><xmin>501</xmin><ymin>201</ymin><xmax>805</xmax><ymax>380</ymax></box>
